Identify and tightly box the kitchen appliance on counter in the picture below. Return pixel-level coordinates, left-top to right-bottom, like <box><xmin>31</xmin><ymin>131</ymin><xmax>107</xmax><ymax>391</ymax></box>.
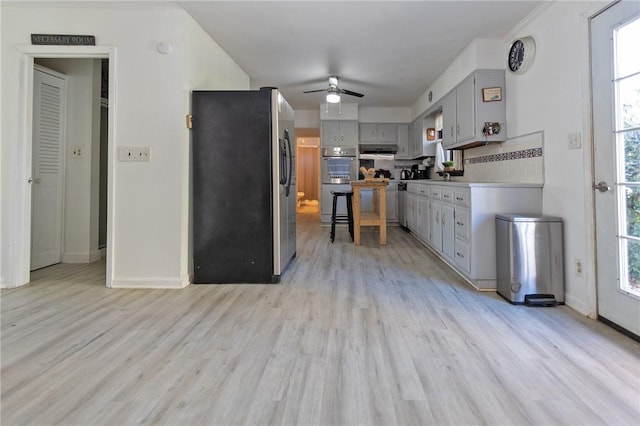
<box><xmin>322</xmin><ymin>147</ymin><xmax>357</xmax><ymax>184</ymax></box>
<box><xmin>192</xmin><ymin>87</ymin><xmax>296</xmax><ymax>283</ymax></box>
<box><xmin>410</xmin><ymin>164</ymin><xmax>431</xmax><ymax>179</ymax></box>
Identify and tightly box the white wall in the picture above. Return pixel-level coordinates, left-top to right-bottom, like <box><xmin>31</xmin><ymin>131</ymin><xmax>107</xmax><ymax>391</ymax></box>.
<box><xmin>501</xmin><ymin>0</ymin><xmax>610</xmax><ymax>316</ymax></box>
<box><xmin>359</xmin><ymin>107</ymin><xmax>412</xmax><ymax>123</ymax></box>
<box><xmin>1</xmin><ymin>5</ymin><xmax>249</xmax><ymax>288</ymax></box>
<box><xmin>294</xmin><ymin>109</ymin><xmax>321</xmax><ymax>128</ymax></box>
<box><xmin>412</xmin><ymin>39</ymin><xmax>504</xmax><ymax>119</ymax></box>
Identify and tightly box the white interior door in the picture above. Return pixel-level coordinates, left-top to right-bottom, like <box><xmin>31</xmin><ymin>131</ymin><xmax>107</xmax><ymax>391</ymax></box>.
<box><xmin>591</xmin><ymin>1</ymin><xmax>640</xmax><ymax>336</ymax></box>
<box><xmin>31</xmin><ymin>66</ymin><xmax>66</xmax><ymax>271</ymax></box>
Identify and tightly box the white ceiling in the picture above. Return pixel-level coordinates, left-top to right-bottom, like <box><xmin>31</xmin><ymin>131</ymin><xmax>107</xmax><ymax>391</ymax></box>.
<box><xmin>179</xmin><ymin>1</ymin><xmax>543</xmax><ymax>110</ymax></box>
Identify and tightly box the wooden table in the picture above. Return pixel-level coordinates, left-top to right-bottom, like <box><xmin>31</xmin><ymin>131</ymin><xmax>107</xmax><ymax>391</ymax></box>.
<box><xmin>351</xmin><ymin>180</ymin><xmax>389</xmax><ymax>245</ymax></box>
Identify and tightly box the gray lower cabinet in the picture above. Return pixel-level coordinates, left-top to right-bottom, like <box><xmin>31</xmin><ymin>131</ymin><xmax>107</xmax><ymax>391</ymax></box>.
<box><xmin>406</xmin><ymin>181</ymin><xmax>543</xmax><ymax>290</ymax></box>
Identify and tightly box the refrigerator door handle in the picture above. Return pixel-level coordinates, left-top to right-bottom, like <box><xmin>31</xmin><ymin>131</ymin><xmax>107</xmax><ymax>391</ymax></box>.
<box><xmin>285</xmin><ymin>130</ymin><xmax>292</xmax><ymax>197</ymax></box>
<box><xmin>279</xmin><ymin>138</ymin><xmax>287</xmax><ymax>185</ymax></box>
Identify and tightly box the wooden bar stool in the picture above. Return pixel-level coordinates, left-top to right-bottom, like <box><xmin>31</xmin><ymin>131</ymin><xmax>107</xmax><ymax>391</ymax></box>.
<box><xmin>330</xmin><ymin>190</ymin><xmax>354</xmax><ymax>243</ymax></box>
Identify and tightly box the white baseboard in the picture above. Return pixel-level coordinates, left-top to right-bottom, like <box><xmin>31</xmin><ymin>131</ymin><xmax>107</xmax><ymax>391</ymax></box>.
<box><xmin>62</xmin><ymin>250</ymin><xmax>102</xmax><ymax>264</ymax></box>
<box><xmin>564</xmin><ymin>293</ymin><xmax>590</xmax><ymax>316</ymax></box>
<box><xmin>110</xmin><ymin>276</ymin><xmax>189</xmax><ymax>289</ymax></box>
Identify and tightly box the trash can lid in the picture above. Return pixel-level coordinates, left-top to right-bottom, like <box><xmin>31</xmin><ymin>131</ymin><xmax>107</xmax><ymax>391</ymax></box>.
<box><xmin>496</xmin><ymin>213</ymin><xmax>563</xmax><ymax>222</ymax></box>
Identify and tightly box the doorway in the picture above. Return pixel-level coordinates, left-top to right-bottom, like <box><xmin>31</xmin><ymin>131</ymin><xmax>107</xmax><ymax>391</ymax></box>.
<box><xmin>591</xmin><ymin>0</ymin><xmax>640</xmax><ymax>337</ymax></box>
<box><xmin>14</xmin><ymin>45</ymin><xmax>115</xmax><ymax>288</ymax></box>
<box><xmin>32</xmin><ymin>58</ymin><xmax>108</xmax><ymax>273</ymax></box>
<box><xmin>296</xmin><ymin>128</ymin><xmax>320</xmax><ymax>215</ymax></box>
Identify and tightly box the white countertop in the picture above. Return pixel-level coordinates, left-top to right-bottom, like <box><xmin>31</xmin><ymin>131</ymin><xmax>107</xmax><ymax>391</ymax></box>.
<box><xmin>401</xmin><ymin>180</ymin><xmax>543</xmax><ymax>188</ymax></box>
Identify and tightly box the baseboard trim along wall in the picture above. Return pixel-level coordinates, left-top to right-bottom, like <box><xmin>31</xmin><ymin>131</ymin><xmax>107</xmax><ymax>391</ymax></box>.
<box><xmin>110</xmin><ymin>277</ymin><xmax>190</xmax><ymax>289</ymax></box>
<box><xmin>61</xmin><ymin>250</ymin><xmax>102</xmax><ymax>263</ymax></box>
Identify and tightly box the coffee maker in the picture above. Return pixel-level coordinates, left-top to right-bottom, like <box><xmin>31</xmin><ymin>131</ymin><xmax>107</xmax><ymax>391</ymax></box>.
<box><xmin>410</xmin><ymin>164</ymin><xmax>430</xmax><ymax>179</ymax></box>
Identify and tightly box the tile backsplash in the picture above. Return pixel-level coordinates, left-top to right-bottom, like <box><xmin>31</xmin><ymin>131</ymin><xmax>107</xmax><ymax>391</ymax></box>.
<box><xmin>461</xmin><ymin>131</ymin><xmax>544</xmax><ymax>184</ymax></box>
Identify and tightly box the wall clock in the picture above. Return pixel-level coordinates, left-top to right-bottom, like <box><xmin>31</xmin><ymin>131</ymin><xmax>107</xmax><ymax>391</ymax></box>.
<box><xmin>508</xmin><ymin>36</ymin><xmax>536</xmax><ymax>74</ymax></box>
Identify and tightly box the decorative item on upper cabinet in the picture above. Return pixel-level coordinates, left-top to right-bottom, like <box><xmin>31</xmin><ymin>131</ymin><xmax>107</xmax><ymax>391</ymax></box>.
<box><xmin>426</xmin><ymin>128</ymin><xmax>436</xmax><ymax>141</ymax></box>
<box><xmin>508</xmin><ymin>36</ymin><xmax>536</xmax><ymax>74</ymax></box>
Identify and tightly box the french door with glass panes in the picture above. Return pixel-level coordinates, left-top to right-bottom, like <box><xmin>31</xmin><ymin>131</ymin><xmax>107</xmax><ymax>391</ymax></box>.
<box><xmin>591</xmin><ymin>0</ymin><xmax>640</xmax><ymax>336</ymax></box>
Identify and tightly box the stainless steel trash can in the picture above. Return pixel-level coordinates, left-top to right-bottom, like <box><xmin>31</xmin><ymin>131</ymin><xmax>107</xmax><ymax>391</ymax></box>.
<box><xmin>495</xmin><ymin>214</ymin><xmax>564</xmax><ymax>305</ymax></box>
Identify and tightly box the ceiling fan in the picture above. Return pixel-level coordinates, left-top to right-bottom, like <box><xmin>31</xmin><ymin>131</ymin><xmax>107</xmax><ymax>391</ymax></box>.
<box><xmin>303</xmin><ymin>76</ymin><xmax>364</xmax><ymax>103</ymax></box>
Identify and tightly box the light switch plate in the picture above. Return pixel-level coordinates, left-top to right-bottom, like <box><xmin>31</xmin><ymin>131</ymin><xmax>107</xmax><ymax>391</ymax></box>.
<box><xmin>118</xmin><ymin>146</ymin><xmax>151</xmax><ymax>162</ymax></box>
<box><xmin>568</xmin><ymin>132</ymin><xmax>581</xmax><ymax>149</ymax></box>
<box><xmin>70</xmin><ymin>146</ymin><xmax>83</xmax><ymax>158</ymax></box>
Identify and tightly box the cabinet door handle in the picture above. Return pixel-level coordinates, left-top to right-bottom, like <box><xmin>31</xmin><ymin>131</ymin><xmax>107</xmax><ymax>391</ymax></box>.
<box><xmin>456</xmin><ymin>124</ymin><xmax>460</xmax><ymax>135</ymax></box>
<box><xmin>456</xmin><ymin>252</ymin><xmax>464</xmax><ymax>258</ymax></box>
<box><xmin>456</xmin><ymin>221</ymin><xmax>463</xmax><ymax>226</ymax></box>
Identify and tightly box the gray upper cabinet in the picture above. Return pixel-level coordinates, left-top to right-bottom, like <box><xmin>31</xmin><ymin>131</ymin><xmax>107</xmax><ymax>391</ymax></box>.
<box><xmin>359</xmin><ymin>123</ymin><xmax>397</xmax><ymax>144</ymax></box>
<box><xmin>396</xmin><ymin>124</ymin><xmax>410</xmax><ymax>159</ymax></box>
<box><xmin>442</xmin><ymin>70</ymin><xmax>506</xmax><ymax>149</ymax></box>
<box><xmin>404</xmin><ymin>116</ymin><xmax>435</xmax><ymax>158</ymax></box>
<box><xmin>322</xmin><ymin>120</ymin><xmax>358</xmax><ymax>147</ymax></box>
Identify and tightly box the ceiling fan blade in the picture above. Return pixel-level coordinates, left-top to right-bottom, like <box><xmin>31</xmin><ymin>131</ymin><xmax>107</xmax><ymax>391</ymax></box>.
<box><xmin>340</xmin><ymin>89</ymin><xmax>365</xmax><ymax>98</ymax></box>
<box><xmin>303</xmin><ymin>89</ymin><xmax>327</xmax><ymax>93</ymax></box>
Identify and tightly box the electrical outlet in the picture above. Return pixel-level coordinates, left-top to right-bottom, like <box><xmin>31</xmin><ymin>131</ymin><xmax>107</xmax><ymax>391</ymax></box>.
<box><xmin>118</xmin><ymin>146</ymin><xmax>151</xmax><ymax>162</ymax></box>
<box><xmin>70</xmin><ymin>147</ymin><xmax>83</xmax><ymax>158</ymax></box>
<box><xmin>575</xmin><ymin>258</ymin><xmax>584</xmax><ymax>277</ymax></box>
<box><xmin>568</xmin><ymin>132</ymin><xmax>582</xmax><ymax>149</ymax></box>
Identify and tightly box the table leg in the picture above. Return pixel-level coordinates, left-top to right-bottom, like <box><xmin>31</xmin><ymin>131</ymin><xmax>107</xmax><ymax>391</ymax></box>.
<box><xmin>353</xmin><ymin>187</ymin><xmax>361</xmax><ymax>245</ymax></box>
<box><xmin>379</xmin><ymin>187</ymin><xmax>386</xmax><ymax>245</ymax></box>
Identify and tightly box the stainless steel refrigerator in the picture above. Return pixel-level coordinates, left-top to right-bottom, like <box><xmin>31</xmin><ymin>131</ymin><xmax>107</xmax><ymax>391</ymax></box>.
<box><xmin>192</xmin><ymin>88</ymin><xmax>296</xmax><ymax>283</ymax></box>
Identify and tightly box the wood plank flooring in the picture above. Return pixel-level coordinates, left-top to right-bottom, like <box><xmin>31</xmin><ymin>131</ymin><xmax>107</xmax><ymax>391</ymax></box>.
<box><xmin>2</xmin><ymin>212</ymin><xmax>639</xmax><ymax>425</ymax></box>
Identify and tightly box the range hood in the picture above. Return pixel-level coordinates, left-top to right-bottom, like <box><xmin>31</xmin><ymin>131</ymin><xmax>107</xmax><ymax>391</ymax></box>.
<box><xmin>358</xmin><ymin>143</ymin><xmax>398</xmax><ymax>154</ymax></box>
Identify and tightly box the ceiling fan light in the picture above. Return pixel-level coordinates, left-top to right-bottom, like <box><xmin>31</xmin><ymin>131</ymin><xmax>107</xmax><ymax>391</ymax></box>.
<box><xmin>327</xmin><ymin>93</ymin><xmax>341</xmax><ymax>103</ymax></box>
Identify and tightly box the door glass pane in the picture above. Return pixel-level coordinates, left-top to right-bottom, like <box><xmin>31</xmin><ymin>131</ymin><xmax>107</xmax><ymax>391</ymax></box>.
<box><xmin>617</xmin><ymin>73</ymin><xmax>640</xmax><ymax>130</ymax></box>
<box><xmin>625</xmin><ymin>130</ymin><xmax>640</xmax><ymax>183</ymax></box>
<box><xmin>615</xmin><ymin>16</ymin><xmax>640</xmax><ymax>78</ymax></box>
<box><xmin>621</xmin><ymin>238</ymin><xmax>640</xmax><ymax>293</ymax></box>
<box><xmin>625</xmin><ymin>186</ymin><xmax>640</xmax><ymax>238</ymax></box>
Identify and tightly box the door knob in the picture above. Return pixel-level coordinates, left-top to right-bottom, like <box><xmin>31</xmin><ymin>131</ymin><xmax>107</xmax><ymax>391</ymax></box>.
<box><xmin>35</xmin><ymin>178</ymin><xmax>41</xmax><ymax>184</ymax></box>
<box><xmin>27</xmin><ymin>178</ymin><xmax>33</xmax><ymax>184</ymax></box>
<box><xmin>593</xmin><ymin>181</ymin><xmax>611</xmax><ymax>192</ymax></box>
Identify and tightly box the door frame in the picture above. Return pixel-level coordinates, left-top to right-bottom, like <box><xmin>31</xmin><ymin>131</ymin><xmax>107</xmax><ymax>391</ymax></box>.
<box><xmin>14</xmin><ymin>45</ymin><xmax>116</xmax><ymax>287</ymax></box>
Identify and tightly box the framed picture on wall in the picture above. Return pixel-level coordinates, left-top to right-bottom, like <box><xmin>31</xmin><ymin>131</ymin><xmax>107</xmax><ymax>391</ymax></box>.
<box><xmin>482</xmin><ymin>87</ymin><xmax>502</xmax><ymax>102</ymax></box>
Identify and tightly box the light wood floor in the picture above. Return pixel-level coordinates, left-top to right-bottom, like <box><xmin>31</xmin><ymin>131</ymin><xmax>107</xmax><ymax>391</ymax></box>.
<box><xmin>2</xmin><ymin>212</ymin><xmax>639</xmax><ymax>425</ymax></box>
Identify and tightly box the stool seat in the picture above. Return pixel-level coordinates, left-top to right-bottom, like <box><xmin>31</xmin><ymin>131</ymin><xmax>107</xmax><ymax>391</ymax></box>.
<box><xmin>330</xmin><ymin>190</ymin><xmax>354</xmax><ymax>243</ymax></box>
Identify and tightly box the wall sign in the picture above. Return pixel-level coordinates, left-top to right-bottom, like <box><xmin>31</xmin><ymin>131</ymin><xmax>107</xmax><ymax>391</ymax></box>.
<box><xmin>31</xmin><ymin>34</ymin><xmax>96</xmax><ymax>46</ymax></box>
<box><xmin>482</xmin><ymin>87</ymin><xmax>502</xmax><ymax>102</ymax></box>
